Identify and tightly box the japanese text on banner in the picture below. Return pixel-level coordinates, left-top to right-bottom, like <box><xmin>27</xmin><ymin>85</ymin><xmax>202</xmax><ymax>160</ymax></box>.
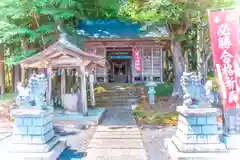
<box><xmin>208</xmin><ymin>9</ymin><xmax>238</xmax><ymax>110</ymax></box>
<box><xmin>133</xmin><ymin>47</ymin><xmax>142</xmax><ymax>72</ymax></box>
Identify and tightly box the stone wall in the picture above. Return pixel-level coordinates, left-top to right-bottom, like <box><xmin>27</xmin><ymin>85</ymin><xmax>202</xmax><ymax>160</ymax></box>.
<box><xmin>12</xmin><ymin>109</ymin><xmax>55</xmax><ymax>144</ymax></box>
<box><xmin>175</xmin><ymin>115</ymin><xmax>219</xmax><ymax>145</ymax></box>
<box><xmin>171</xmin><ymin>107</ymin><xmax>226</xmax><ymax>153</ymax></box>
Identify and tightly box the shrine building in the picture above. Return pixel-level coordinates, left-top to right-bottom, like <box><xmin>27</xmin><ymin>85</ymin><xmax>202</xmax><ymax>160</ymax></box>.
<box><xmin>77</xmin><ymin>20</ymin><xmax>170</xmax><ymax>83</ymax></box>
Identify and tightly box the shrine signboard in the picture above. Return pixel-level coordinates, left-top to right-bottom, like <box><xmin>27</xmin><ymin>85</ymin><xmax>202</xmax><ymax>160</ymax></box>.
<box><xmin>208</xmin><ymin>8</ymin><xmax>240</xmax><ymax>134</ymax></box>
<box><xmin>132</xmin><ymin>47</ymin><xmax>142</xmax><ymax>72</ymax></box>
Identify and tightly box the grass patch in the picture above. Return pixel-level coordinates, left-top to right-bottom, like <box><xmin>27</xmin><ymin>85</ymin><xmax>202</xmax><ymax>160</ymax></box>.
<box><xmin>132</xmin><ymin>103</ymin><xmax>178</xmax><ymax>126</ymax></box>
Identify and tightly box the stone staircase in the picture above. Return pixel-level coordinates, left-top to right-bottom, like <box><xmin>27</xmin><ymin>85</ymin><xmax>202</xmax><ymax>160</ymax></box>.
<box><xmin>92</xmin><ymin>83</ymin><xmax>140</xmax><ymax>107</ymax></box>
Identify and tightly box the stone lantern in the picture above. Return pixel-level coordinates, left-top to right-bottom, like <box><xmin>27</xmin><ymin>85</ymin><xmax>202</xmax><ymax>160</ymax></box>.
<box><xmin>145</xmin><ymin>77</ymin><xmax>157</xmax><ymax>105</ymax></box>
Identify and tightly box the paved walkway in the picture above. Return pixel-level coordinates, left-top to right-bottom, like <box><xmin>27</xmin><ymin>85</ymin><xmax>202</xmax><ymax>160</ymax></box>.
<box><xmin>82</xmin><ymin>107</ymin><xmax>148</xmax><ymax>160</ymax></box>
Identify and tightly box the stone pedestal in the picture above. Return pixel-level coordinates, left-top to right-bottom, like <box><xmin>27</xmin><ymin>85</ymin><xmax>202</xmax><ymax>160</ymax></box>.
<box><xmin>166</xmin><ymin>106</ymin><xmax>227</xmax><ymax>159</ymax></box>
<box><xmin>7</xmin><ymin>108</ymin><xmax>66</xmax><ymax>160</ymax></box>
<box><xmin>62</xmin><ymin>93</ymin><xmax>80</xmax><ymax>112</ymax></box>
<box><xmin>221</xmin><ymin>108</ymin><xmax>240</xmax><ymax>149</ymax></box>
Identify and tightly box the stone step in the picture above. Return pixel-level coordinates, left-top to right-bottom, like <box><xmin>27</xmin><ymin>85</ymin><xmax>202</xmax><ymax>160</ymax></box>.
<box><xmin>102</xmin><ymin>103</ymin><xmax>138</xmax><ymax>107</ymax></box>
<box><xmin>96</xmin><ymin>95</ymin><xmax>139</xmax><ymax>99</ymax></box>
<box><xmin>95</xmin><ymin>97</ymin><xmax>139</xmax><ymax>101</ymax></box>
<box><xmin>82</xmin><ymin>149</ymin><xmax>147</xmax><ymax>160</ymax></box>
<box><xmin>96</xmin><ymin>126</ymin><xmax>140</xmax><ymax>132</ymax></box>
<box><xmin>98</xmin><ymin>97</ymin><xmax>139</xmax><ymax>101</ymax></box>
<box><xmin>110</xmin><ymin>100</ymin><xmax>139</xmax><ymax>103</ymax></box>
<box><xmin>88</xmin><ymin>139</ymin><xmax>144</xmax><ymax>149</ymax></box>
<box><xmin>97</xmin><ymin>94</ymin><xmax>138</xmax><ymax>97</ymax></box>
<box><xmin>93</xmin><ymin>132</ymin><xmax>141</xmax><ymax>139</ymax></box>
<box><xmin>96</xmin><ymin>90</ymin><xmax>137</xmax><ymax>95</ymax></box>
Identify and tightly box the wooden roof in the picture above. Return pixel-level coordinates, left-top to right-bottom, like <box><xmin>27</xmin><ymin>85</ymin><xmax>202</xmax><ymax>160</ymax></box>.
<box><xmin>20</xmin><ymin>37</ymin><xmax>107</xmax><ymax>69</ymax></box>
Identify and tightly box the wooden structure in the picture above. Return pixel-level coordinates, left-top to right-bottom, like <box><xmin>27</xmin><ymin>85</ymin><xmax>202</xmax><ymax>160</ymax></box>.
<box><xmin>19</xmin><ymin>35</ymin><xmax>107</xmax><ymax>116</ymax></box>
<box><xmin>78</xmin><ymin>20</ymin><xmax>170</xmax><ymax>83</ymax></box>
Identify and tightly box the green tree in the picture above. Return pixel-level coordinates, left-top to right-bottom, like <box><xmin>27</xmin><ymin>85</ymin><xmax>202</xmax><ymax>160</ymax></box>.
<box><xmin>0</xmin><ymin>0</ymin><xmax>121</xmax><ymax>92</ymax></box>
<box><xmin>119</xmin><ymin>0</ymin><xmax>235</xmax><ymax>96</ymax></box>
<box><xmin>0</xmin><ymin>0</ymin><xmax>121</xmax><ymax>65</ymax></box>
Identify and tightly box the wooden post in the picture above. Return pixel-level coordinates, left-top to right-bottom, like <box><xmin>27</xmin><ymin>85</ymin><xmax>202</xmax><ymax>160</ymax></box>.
<box><xmin>14</xmin><ymin>64</ymin><xmax>20</xmax><ymax>92</ymax></box>
<box><xmin>160</xmin><ymin>48</ymin><xmax>163</xmax><ymax>83</ymax></box>
<box><xmin>61</xmin><ymin>69</ymin><xmax>65</xmax><ymax>97</ymax></box>
<box><xmin>89</xmin><ymin>74</ymin><xmax>95</xmax><ymax>106</ymax></box>
<box><xmin>28</xmin><ymin>68</ymin><xmax>33</xmax><ymax>78</ymax></box>
<box><xmin>103</xmin><ymin>47</ymin><xmax>108</xmax><ymax>82</ymax></box>
<box><xmin>21</xmin><ymin>66</ymin><xmax>25</xmax><ymax>84</ymax></box>
<box><xmin>80</xmin><ymin>66</ymin><xmax>88</xmax><ymax>116</ymax></box>
<box><xmin>131</xmin><ymin>58</ymin><xmax>135</xmax><ymax>83</ymax></box>
<box><xmin>47</xmin><ymin>64</ymin><xmax>52</xmax><ymax>105</ymax></box>
<box><xmin>151</xmin><ymin>47</ymin><xmax>153</xmax><ymax>77</ymax></box>
<box><xmin>12</xmin><ymin>65</ymin><xmax>15</xmax><ymax>92</ymax></box>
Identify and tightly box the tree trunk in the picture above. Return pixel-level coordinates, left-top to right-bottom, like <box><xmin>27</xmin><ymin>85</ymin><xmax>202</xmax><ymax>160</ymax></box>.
<box><xmin>0</xmin><ymin>44</ymin><xmax>5</xmax><ymax>94</ymax></box>
<box><xmin>184</xmin><ymin>49</ymin><xmax>189</xmax><ymax>72</ymax></box>
<box><xmin>13</xmin><ymin>64</ymin><xmax>20</xmax><ymax>92</ymax></box>
<box><xmin>171</xmin><ymin>40</ymin><xmax>184</xmax><ymax>96</ymax></box>
<box><xmin>12</xmin><ymin>65</ymin><xmax>15</xmax><ymax>92</ymax></box>
<box><xmin>196</xmin><ymin>28</ymin><xmax>205</xmax><ymax>83</ymax></box>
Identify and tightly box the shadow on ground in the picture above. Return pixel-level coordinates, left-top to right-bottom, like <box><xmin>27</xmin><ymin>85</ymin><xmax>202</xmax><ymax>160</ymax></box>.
<box><xmin>54</xmin><ymin>127</ymin><xmax>80</xmax><ymax>137</ymax></box>
<box><xmin>58</xmin><ymin>147</ymin><xmax>86</xmax><ymax>160</ymax></box>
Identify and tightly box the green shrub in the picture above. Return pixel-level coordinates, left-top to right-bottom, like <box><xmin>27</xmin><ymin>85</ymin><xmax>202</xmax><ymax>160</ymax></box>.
<box><xmin>94</xmin><ymin>86</ymin><xmax>106</xmax><ymax>93</ymax></box>
<box><xmin>155</xmin><ymin>83</ymin><xmax>173</xmax><ymax>97</ymax></box>
<box><xmin>207</xmin><ymin>72</ymin><xmax>218</xmax><ymax>91</ymax></box>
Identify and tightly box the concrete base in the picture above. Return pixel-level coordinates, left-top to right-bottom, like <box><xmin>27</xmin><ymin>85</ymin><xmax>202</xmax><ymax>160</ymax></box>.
<box><xmin>53</xmin><ymin>107</ymin><xmax>106</xmax><ymax>125</ymax></box>
<box><xmin>8</xmin><ymin>136</ymin><xmax>58</xmax><ymax>153</ymax></box>
<box><xmin>172</xmin><ymin>136</ymin><xmax>226</xmax><ymax>152</ymax></box>
<box><xmin>165</xmin><ymin>138</ymin><xmax>240</xmax><ymax>160</ymax></box>
<box><xmin>223</xmin><ymin>135</ymin><xmax>240</xmax><ymax>149</ymax></box>
<box><xmin>1</xmin><ymin>140</ymin><xmax>66</xmax><ymax>160</ymax></box>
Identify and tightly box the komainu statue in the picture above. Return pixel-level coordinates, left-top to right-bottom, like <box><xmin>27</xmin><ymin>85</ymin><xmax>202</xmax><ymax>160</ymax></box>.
<box><xmin>180</xmin><ymin>72</ymin><xmax>219</xmax><ymax>108</ymax></box>
<box><xmin>15</xmin><ymin>73</ymin><xmax>48</xmax><ymax>109</ymax></box>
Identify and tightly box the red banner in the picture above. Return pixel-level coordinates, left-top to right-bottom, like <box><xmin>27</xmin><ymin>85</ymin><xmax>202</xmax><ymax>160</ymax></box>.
<box><xmin>86</xmin><ymin>49</ymin><xmax>96</xmax><ymax>54</ymax></box>
<box><xmin>132</xmin><ymin>47</ymin><xmax>142</xmax><ymax>72</ymax></box>
<box><xmin>208</xmin><ymin>9</ymin><xmax>238</xmax><ymax>111</ymax></box>
<box><xmin>88</xmin><ymin>51</ymin><xmax>96</xmax><ymax>54</ymax></box>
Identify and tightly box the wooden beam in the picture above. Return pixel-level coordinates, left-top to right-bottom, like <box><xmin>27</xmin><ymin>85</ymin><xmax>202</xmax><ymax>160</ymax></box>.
<box><xmin>21</xmin><ymin>67</ymin><xmax>25</xmax><ymax>84</ymax></box>
<box><xmin>89</xmin><ymin>74</ymin><xmax>95</xmax><ymax>106</ymax></box>
<box><xmin>103</xmin><ymin>47</ymin><xmax>107</xmax><ymax>82</ymax></box>
<box><xmin>47</xmin><ymin>64</ymin><xmax>52</xmax><ymax>105</ymax></box>
<box><xmin>80</xmin><ymin>65</ymin><xmax>88</xmax><ymax>116</ymax></box>
<box><xmin>84</xmin><ymin>39</ymin><xmax>170</xmax><ymax>51</ymax></box>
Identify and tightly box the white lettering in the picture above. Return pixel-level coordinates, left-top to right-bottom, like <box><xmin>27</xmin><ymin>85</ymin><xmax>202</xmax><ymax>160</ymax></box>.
<box><xmin>220</xmin><ymin>50</ymin><xmax>234</xmax><ymax>60</ymax></box>
<box><xmin>187</xmin><ymin>135</ymin><xmax>197</xmax><ymax>143</ymax></box>
<box><xmin>228</xmin><ymin>90</ymin><xmax>238</xmax><ymax>103</ymax></box>
<box><xmin>217</xmin><ymin>23</ymin><xmax>231</xmax><ymax>36</ymax></box>
<box><xmin>218</xmin><ymin>36</ymin><xmax>232</xmax><ymax>49</ymax></box>
<box><xmin>207</xmin><ymin>135</ymin><xmax>219</xmax><ymax>143</ymax></box>
<box><xmin>221</xmin><ymin>63</ymin><xmax>234</xmax><ymax>76</ymax></box>
<box><xmin>225</xmin><ymin>76</ymin><xmax>235</xmax><ymax>90</ymax></box>
<box><xmin>214</xmin><ymin>16</ymin><xmax>221</xmax><ymax>23</ymax></box>
<box><xmin>198</xmin><ymin>135</ymin><xmax>207</xmax><ymax>143</ymax></box>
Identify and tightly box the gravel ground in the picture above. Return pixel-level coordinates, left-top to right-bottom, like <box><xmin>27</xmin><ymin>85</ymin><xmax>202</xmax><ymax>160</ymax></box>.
<box><xmin>140</xmin><ymin>125</ymin><xmax>176</xmax><ymax>160</ymax></box>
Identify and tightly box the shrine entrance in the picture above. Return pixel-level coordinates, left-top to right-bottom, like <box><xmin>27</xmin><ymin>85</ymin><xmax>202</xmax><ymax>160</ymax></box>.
<box><xmin>107</xmin><ymin>49</ymin><xmax>132</xmax><ymax>83</ymax></box>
